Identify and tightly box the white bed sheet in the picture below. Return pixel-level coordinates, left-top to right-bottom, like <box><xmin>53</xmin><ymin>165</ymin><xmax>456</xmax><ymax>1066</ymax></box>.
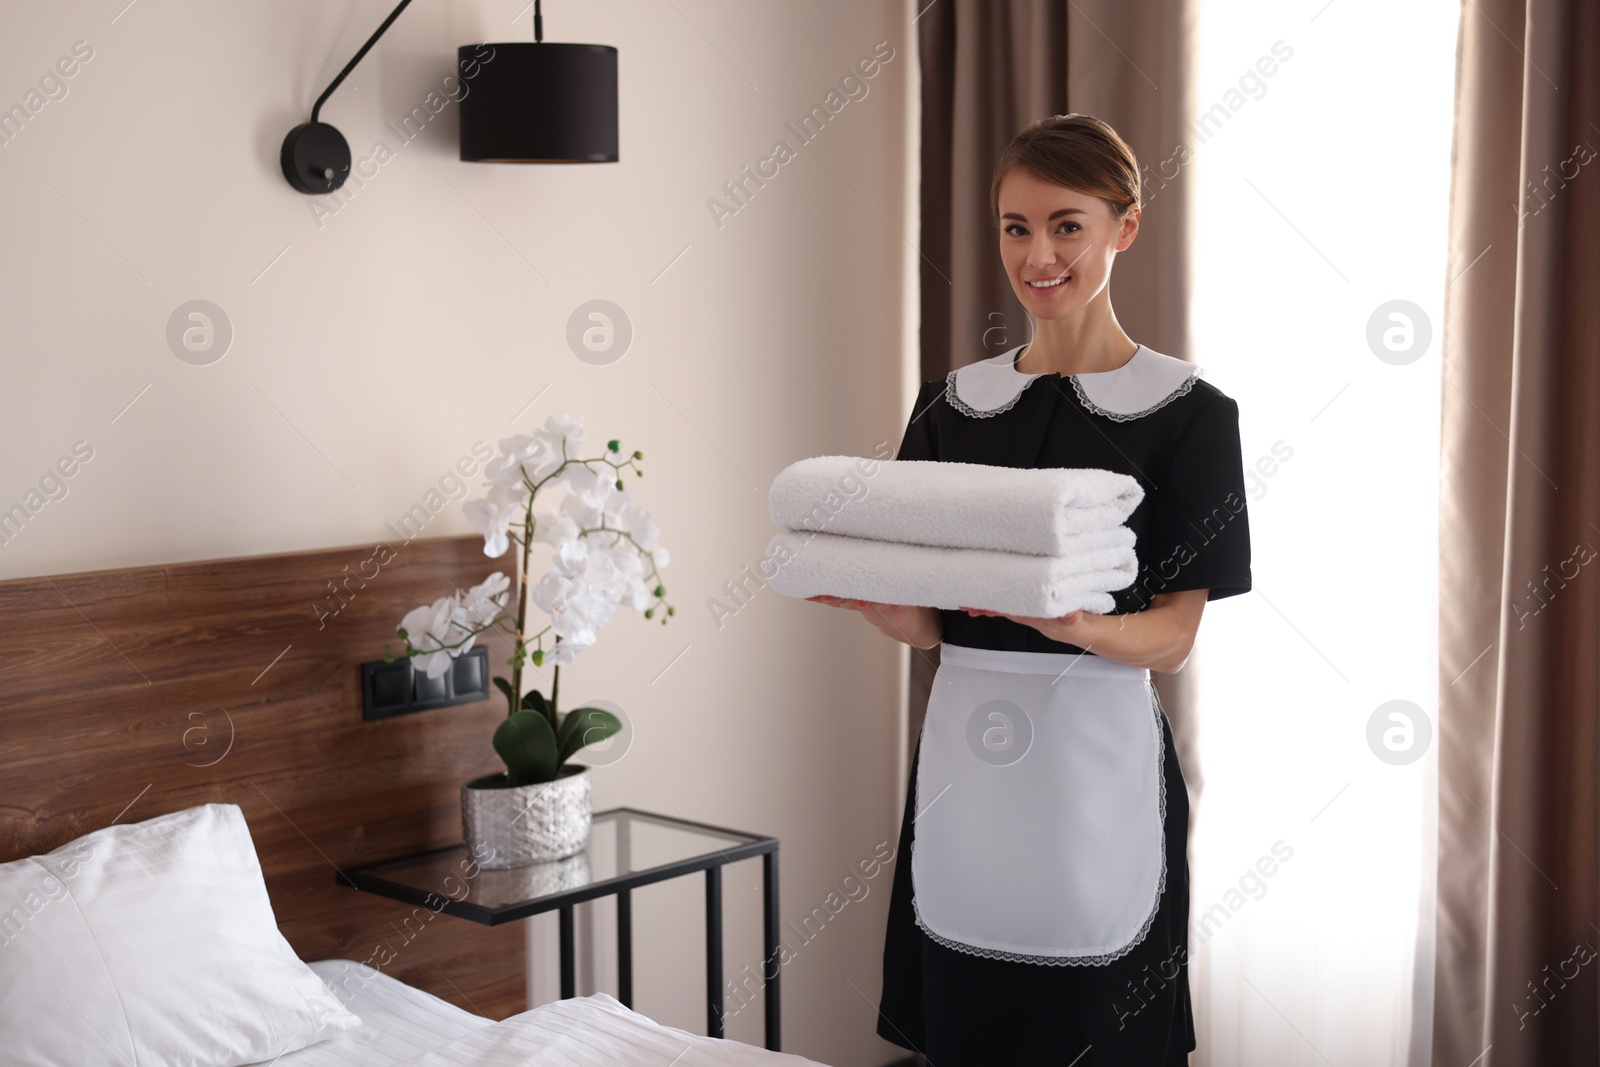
<box><xmin>248</xmin><ymin>960</ymin><xmax>491</xmax><ymax>1066</ymax></box>
<box><xmin>381</xmin><ymin>994</ymin><xmax>828</xmax><ymax>1066</ymax></box>
<box><xmin>259</xmin><ymin>959</ymin><xmax>830</xmax><ymax>1067</ymax></box>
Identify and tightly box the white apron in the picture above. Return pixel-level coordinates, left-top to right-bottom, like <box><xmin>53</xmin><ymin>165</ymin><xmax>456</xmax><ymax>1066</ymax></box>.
<box><xmin>910</xmin><ymin>641</ymin><xmax>1168</xmax><ymax>965</ymax></box>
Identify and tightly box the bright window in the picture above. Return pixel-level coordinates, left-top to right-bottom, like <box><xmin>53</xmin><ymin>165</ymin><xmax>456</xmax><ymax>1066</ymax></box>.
<box><xmin>1186</xmin><ymin>2</ymin><xmax>1458</xmax><ymax>1062</ymax></box>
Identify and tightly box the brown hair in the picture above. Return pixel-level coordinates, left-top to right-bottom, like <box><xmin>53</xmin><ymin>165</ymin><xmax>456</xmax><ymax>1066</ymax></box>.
<box><xmin>989</xmin><ymin>114</ymin><xmax>1141</xmax><ymax>228</ymax></box>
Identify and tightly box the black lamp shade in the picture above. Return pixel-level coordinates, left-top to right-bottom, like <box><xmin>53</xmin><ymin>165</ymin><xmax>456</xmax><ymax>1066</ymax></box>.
<box><xmin>458</xmin><ymin>43</ymin><xmax>617</xmax><ymax>163</ymax></box>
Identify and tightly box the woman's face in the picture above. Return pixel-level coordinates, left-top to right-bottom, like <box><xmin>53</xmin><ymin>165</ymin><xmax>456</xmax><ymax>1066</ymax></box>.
<box><xmin>996</xmin><ymin>169</ymin><xmax>1138</xmax><ymax>322</ymax></box>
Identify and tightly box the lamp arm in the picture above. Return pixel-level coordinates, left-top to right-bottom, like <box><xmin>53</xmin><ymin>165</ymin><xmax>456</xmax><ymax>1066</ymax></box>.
<box><xmin>309</xmin><ymin>0</ymin><xmax>417</xmax><ymax>124</ymax></box>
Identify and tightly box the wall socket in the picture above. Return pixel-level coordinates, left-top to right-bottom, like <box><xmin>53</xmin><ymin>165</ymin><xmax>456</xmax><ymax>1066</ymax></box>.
<box><xmin>361</xmin><ymin>647</ymin><xmax>491</xmax><ymax>720</ymax></box>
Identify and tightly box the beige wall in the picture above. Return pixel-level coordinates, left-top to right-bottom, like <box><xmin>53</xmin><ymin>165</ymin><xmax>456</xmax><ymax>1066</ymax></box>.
<box><xmin>0</xmin><ymin>2</ymin><xmax>918</xmax><ymax>1064</ymax></box>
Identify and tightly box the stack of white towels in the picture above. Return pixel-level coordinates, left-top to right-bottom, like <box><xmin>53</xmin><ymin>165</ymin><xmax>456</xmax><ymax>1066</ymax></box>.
<box><xmin>764</xmin><ymin>456</ymin><xmax>1145</xmax><ymax>616</ymax></box>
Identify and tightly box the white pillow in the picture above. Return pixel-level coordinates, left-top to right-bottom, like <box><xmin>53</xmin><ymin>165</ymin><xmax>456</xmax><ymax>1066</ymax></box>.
<box><xmin>0</xmin><ymin>802</ymin><xmax>361</xmax><ymax>1067</ymax></box>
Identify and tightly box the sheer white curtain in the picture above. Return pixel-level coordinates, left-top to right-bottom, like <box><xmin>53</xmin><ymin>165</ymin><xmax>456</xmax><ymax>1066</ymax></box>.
<box><xmin>1186</xmin><ymin>2</ymin><xmax>1457</xmax><ymax>1064</ymax></box>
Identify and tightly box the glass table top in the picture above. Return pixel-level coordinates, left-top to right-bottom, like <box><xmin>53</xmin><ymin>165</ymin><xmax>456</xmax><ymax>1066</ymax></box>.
<box><xmin>342</xmin><ymin>807</ymin><xmax>776</xmax><ymax>923</ymax></box>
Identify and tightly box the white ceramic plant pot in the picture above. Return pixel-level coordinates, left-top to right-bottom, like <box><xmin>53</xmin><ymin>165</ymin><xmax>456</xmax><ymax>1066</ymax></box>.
<box><xmin>461</xmin><ymin>764</ymin><xmax>592</xmax><ymax>869</ymax></box>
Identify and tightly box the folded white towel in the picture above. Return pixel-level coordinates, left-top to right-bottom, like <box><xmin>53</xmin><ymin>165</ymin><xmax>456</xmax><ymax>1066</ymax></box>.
<box><xmin>764</xmin><ymin>530</ymin><xmax>1137</xmax><ymax>616</ymax></box>
<box><xmin>768</xmin><ymin>456</ymin><xmax>1145</xmax><ymax>556</ymax></box>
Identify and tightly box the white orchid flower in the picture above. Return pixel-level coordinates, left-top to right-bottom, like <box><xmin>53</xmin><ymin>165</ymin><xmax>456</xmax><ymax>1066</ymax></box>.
<box><xmin>484</xmin><ymin>436</ymin><xmax>536</xmax><ymax>485</ymax></box>
<box><xmin>462</xmin><ymin>502</ymin><xmax>510</xmax><ymax>558</ymax></box>
<box><xmin>601</xmin><ymin>488</ymin><xmax>635</xmax><ymax>527</ymax></box>
<box><xmin>446</xmin><ymin>602</ymin><xmax>479</xmax><ymax>657</ymax></box>
<box><xmin>488</xmin><ymin>434</ymin><xmax>569</xmax><ymax>488</ymax></box>
<box><xmin>559</xmin><ymin>462</ymin><xmax>609</xmax><ymax>500</ymax></box>
<box><xmin>584</xmin><ymin>547</ymin><xmax>629</xmax><ymax>600</ymax></box>
<box><xmin>400</xmin><ymin>595</ymin><xmax>454</xmax><ymax>647</ymax></box>
<box><xmin>598</xmin><ymin>549</ymin><xmax>648</xmax><ymax>611</ymax></box>
<box><xmin>460</xmin><ymin>571</ymin><xmax>510</xmax><ymax>626</ymax></box>
<box><xmin>532</xmin><ymin>511</ymin><xmax>580</xmax><ymax>547</ymax></box>
<box><xmin>621</xmin><ymin>580</ymin><xmax>648</xmax><ymax>612</ymax></box>
<box><xmin>538</xmin><ymin>413</ymin><xmax>585</xmax><ymax>455</ymax></box>
<box><xmin>584</xmin><ymin>587</ymin><xmax>622</xmax><ymax>630</ymax></box>
<box><xmin>463</xmin><ymin>483</ymin><xmax>526</xmax><ymax>558</ymax></box>
<box><xmin>559</xmin><ymin>488</ymin><xmax>603</xmax><ymax>530</ymax></box>
<box><xmin>400</xmin><ymin>595</ymin><xmax>465</xmax><ymax>679</ymax></box>
<box><xmin>531</xmin><ymin>570</ymin><xmax>575</xmax><ymax>617</ymax></box>
<box><xmin>430</xmin><ymin>410</ymin><xmax>671</xmax><ymax>695</ymax></box>
<box><xmin>551</xmin><ymin>606</ymin><xmax>598</xmax><ymax>647</ymax></box>
<box><xmin>620</xmin><ymin>505</ymin><xmax>661</xmax><ymax>551</ymax></box>
<box><xmin>468</xmin><ymin>569</ymin><xmax>510</xmax><ymax>602</ymax></box>
<box><xmin>611</xmin><ymin>545</ymin><xmax>644</xmax><ymax>576</ymax></box>
<box><xmin>414</xmin><ymin>648</ymin><xmax>455</xmax><ymax>679</ymax></box>
<box><xmin>552</xmin><ymin>538</ymin><xmax>591</xmax><ymax>579</ymax></box>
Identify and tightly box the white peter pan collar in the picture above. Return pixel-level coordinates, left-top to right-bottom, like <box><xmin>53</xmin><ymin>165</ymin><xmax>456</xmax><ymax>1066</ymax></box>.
<box><xmin>944</xmin><ymin>342</ymin><xmax>1203</xmax><ymax>422</ymax></box>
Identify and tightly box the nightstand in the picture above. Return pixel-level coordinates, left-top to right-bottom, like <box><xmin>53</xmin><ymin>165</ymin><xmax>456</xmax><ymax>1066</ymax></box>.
<box><xmin>338</xmin><ymin>807</ymin><xmax>781</xmax><ymax>1050</ymax></box>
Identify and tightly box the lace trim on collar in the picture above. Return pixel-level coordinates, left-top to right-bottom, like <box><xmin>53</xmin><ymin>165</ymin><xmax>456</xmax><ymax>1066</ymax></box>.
<box><xmin>944</xmin><ymin>343</ymin><xmax>1202</xmax><ymax>421</ymax></box>
<box><xmin>1068</xmin><ymin>370</ymin><xmax>1199</xmax><ymax>422</ymax></box>
<box><xmin>942</xmin><ymin>365</ymin><xmax>1041</xmax><ymax>418</ymax></box>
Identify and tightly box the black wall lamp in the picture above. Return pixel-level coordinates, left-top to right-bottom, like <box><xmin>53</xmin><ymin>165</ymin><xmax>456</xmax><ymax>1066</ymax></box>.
<box><xmin>280</xmin><ymin>0</ymin><xmax>617</xmax><ymax>194</ymax></box>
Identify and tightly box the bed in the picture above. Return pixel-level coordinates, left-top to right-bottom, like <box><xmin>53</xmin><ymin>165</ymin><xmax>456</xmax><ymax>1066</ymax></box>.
<box><xmin>266</xmin><ymin>960</ymin><xmax>819</xmax><ymax>1066</ymax></box>
<box><xmin>0</xmin><ymin>537</ymin><xmax>829</xmax><ymax>1067</ymax></box>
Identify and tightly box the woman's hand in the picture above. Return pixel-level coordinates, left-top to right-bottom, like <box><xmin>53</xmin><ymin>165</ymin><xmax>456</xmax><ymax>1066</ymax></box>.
<box><xmin>959</xmin><ymin>606</ymin><xmax>1091</xmax><ymax>647</ymax></box>
<box><xmin>806</xmin><ymin>595</ymin><xmax>942</xmax><ymax>649</ymax></box>
<box><xmin>961</xmin><ymin>589</ymin><xmax>1210</xmax><ymax>673</ymax></box>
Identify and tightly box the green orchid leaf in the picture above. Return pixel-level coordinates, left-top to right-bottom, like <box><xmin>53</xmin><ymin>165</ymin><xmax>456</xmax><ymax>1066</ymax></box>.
<box><xmin>556</xmin><ymin>706</ymin><xmax>622</xmax><ymax>766</ymax></box>
<box><xmin>521</xmin><ymin>689</ymin><xmax>550</xmax><ymax>716</ymax></box>
<box><xmin>493</xmin><ymin>709</ymin><xmax>558</xmax><ymax>785</ymax></box>
<box><xmin>492</xmin><ymin>676</ymin><xmax>517</xmax><ymax>709</ymax></box>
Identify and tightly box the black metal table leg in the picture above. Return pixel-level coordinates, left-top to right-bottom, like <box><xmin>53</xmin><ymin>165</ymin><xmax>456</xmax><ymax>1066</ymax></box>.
<box><xmin>705</xmin><ymin>865</ymin><xmax>723</xmax><ymax>1038</ymax></box>
<box><xmin>763</xmin><ymin>849</ymin><xmax>781</xmax><ymax>1051</ymax></box>
<box><xmin>617</xmin><ymin>888</ymin><xmax>633</xmax><ymax>1008</ymax></box>
<box><xmin>559</xmin><ymin>904</ymin><xmax>575</xmax><ymax>999</ymax></box>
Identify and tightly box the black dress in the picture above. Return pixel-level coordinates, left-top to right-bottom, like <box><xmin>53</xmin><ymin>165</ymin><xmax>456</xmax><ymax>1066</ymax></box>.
<box><xmin>875</xmin><ymin>343</ymin><xmax>1253</xmax><ymax>1065</ymax></box>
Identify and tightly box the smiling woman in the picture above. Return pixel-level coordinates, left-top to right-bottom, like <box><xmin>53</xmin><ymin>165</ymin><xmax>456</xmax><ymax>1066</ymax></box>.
<box><xmin>817</xmin><ymin>113</ymin><xmax>1254</xmax><ymax>1066</ymax></box>
<box><xmin>991</xmin><ymin>126</ymin><xmax>1146</xmax><ymax>375</ymax></box>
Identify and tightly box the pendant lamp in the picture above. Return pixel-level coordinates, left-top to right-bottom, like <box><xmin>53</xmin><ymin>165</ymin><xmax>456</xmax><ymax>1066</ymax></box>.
<box><xmin>457</xmin><ymin>41</ymin><xmax>617</xmax><ymax>163</ymax></box>
<box><xmin>281</xmin><ymin>0</ymin><xmax>617</xmax><ymax>195</ymax></box>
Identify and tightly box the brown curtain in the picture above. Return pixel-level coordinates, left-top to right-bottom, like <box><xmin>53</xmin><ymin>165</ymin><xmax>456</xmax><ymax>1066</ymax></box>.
<box><xmin>911</xmin><ymin>0</ymin><xmax>1203</xmax><ymax>830</ymax></box>
<box><xmin>1434</xmin><ymin>0</ymin><xmax>1600</xmax><ymax>1064</ymax></box>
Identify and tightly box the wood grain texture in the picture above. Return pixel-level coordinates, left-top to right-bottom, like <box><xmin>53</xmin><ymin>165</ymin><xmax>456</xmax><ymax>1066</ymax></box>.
<box><xmin>0</xmin><ymin>535</ymin><xmax>527</xmax><ymax>1020</ymax></box>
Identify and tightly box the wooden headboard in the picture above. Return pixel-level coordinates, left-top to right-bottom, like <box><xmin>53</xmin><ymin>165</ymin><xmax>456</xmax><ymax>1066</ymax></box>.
<box><xmin>0</xmin><ymin>535</ymin><xmax>526</xmax><ymax>1019</ymax></box>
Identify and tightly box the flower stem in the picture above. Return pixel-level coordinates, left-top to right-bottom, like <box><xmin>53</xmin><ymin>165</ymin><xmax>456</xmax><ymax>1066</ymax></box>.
<box><xmin>511</xmin><ymin>487</ymin><xmax>535</xmax><ymax>720</ymax></box>
<box><xmin>550</xmin><ymin>662</ymin><xmax>561</xmax><ymax>732</ymax></box>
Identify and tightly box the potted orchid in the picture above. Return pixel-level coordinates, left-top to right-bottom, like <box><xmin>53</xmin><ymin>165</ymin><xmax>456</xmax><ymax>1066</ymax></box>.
<box><xmin>388</xmin><ymin>413</ymin><xmax>673</xmax><ymax>868</ymax></box>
